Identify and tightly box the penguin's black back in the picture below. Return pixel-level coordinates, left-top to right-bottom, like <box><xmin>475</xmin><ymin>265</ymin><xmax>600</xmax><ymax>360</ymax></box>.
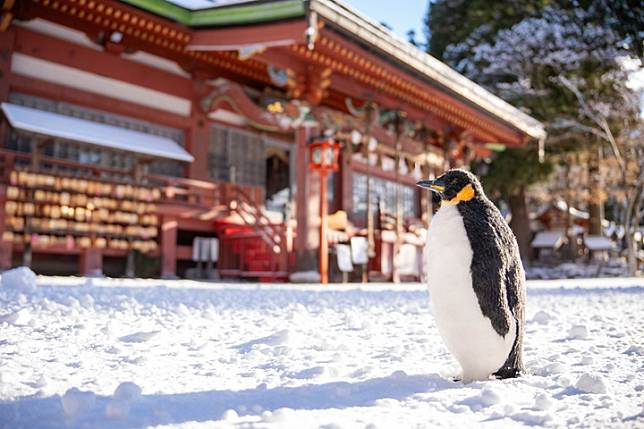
<box><xmin>456</xmin><ymin>196</ymin><xmax>525</xmax><ymax>348</ymax></box>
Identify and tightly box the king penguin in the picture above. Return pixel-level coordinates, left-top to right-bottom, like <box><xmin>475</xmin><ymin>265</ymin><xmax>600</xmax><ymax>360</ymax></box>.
<box><xmin>417</xmin><ymin>169</ymin><xmax>525</xmax><ymax>381</ymax></box>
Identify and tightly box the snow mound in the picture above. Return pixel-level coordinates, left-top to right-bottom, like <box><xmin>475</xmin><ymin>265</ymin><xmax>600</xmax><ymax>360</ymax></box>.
<box><xmin>533</xmin><ymin>393</ymin><xmax>553</xmax><ymax>411</ymax></box>
<box><xmin>105</xmin><ymin>382</ymin><xmax>142</xmax><ymax>420</ymax></box>
<box><xmin>221</xmin><ymin>409</ymin><xmax>239</xmax><ymax>421</ymax></box>
<box><xmin>61</xmin><ymin>387</ymin><xmax>96</xmax><ymax>417</ymax></box>
<box><xmin>113</xmin><ymin>381</ymin><xmax>142</xmax><ymax>401</ymax></box>
<box><xmin>532</xmin><ymin>310</ymin><xmax>552</xmax><ymax>324</ymax></box>
<box><xmin>568</xmin><ymin>325</ymin><xmax>588</xmax><ymax>340</ymax></box>
<box><xmin>624</xmin><ymin>345</ymin><xmax>643</xmax><ymax>356</ymax></box>
<box><xmin>479</xmin><ymin>388</ymin><xmax>502</xmax><ymax>407</ymax></box>
<box><xmin>0</xmin><ymin>267</ymin><xmax>36</xmax><ymax>290</ymax></box>
<box><xmin>0</xmin><ymin>308</ymin><xmax>32</xmax><ymax>326</ymax></box>
<box><xmin>575</xmin><ymin>373</ymin><xmax>607</xmax><ymax>394</ymax></box>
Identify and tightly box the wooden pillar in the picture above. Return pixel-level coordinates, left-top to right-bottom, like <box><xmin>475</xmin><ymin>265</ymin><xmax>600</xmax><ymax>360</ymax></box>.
<box><xmin>392</xmin><ymin>113</ymin><xmax>405</xmax><ymax>283</ymax></box>
<box><xmin>294</xmin><ymin>125</ymin><xmax>318</xmax><ymax>271</ymax></box>
<box><xmin>161</xmin><ymin>216</ymin><xmax>178</xmax><ymax>278</ymax></box>
<box><xmin>339</xmin><ymin>148</ymin><xmax>353</xmax><ymax>215</ymax></box>
<box><xmin>187</xmin><ymin>81</ymin><xmax>211</xmax><ymax>181</ymax></box>
<box><xmin>0</xmin><ymin>184</ymin><xmax>11</xmax><ymax>270</ymax></box>
<box><xmin>319</xmin><ymin>170</ymin><xmax>329</xmax><ymax>284</ymax></box>
<box><xmin>0</xmin><ymin>26</ymin><xmax>13</xmax><ymax>101</ymax></box>
<box><xmin>79</xmin><ymin>248</ymin><xmax>102</xmax><ymax>276</ymax></box>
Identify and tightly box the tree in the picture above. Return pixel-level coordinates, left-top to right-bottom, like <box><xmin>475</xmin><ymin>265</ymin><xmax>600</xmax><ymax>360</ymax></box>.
<box><xmin>476</xmin><ymin>148</ymin><xmax>552</xmax><ymax>262</ymax></box>
<box><xmin>425</xmin><ymin>0</ymin><xmax>551</xmax><ymax>60</ymax></box>
<box><xmin>428</xmin><ymin>2</ymin><xmax>641</xmax><ymax>265</ymax></box>
<box><xmin>555</xmin><ymin>75</ymin><xmax>642</xmax><ymax>274</ymax></box>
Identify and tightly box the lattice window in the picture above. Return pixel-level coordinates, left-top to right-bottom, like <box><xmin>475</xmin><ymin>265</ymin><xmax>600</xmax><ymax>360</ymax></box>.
<box><xmin>351</xmin><ymin>172</ymin><xmax>418</xmax><ymax>220</ymax></box>
<box><xmin>207</xmin><ymin>125</ymin><xmax>266</xmax><ymax>187</ymax></box>
<box><xmin>6</xmin><ymin>93</ymin><xmax>186</xmax><ymax>177</ymax></box>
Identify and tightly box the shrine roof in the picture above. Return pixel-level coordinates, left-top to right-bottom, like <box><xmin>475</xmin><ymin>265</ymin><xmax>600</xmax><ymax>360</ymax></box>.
<box><xmin>120</xmin><ymin>0</ymin><xmax>546</xmax><ymax>141</ymax></box>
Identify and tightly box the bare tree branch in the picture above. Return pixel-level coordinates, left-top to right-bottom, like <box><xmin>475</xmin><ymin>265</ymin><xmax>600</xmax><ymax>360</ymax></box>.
<box><xmin>556</xmin><ymin>75</ymin><xmax>627</xmax><ymax>175</ymax></box>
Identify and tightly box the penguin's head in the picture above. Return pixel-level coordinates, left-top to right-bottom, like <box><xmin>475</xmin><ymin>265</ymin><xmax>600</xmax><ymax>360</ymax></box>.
<box><xmin>416</xmin><ymin>169</ymin><xmax>483</xmax><ymax>205</ymax></box>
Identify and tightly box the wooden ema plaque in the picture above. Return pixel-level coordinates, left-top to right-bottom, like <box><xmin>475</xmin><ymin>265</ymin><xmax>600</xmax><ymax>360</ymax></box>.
<box><xmin>3</xmin><ymin>171</ymin><xmax>160</xmax><ymax>254</ymax></box>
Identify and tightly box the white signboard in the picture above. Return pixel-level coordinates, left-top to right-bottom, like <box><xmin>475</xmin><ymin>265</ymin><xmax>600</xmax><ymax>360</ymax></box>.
<box><xmin>192</xmin><ymin>237</ymin><xmax>219</xmax><ymax>262</ymax></box>
<box><xmin>336</xmin><ymin>244</ymin><xmax>354</xmax><ymax>273</ymax></box>
<box><xmin>350</xmin><ymin>236</ymin><xmax>369</xmax><ymax>265</ymax></box>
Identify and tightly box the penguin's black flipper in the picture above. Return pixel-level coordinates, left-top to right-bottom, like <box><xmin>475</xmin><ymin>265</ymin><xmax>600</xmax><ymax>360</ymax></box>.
<box><xmin>457</xmin><ymin>200</ymin><xmax>512</xmax><ymax>338</ymax></box>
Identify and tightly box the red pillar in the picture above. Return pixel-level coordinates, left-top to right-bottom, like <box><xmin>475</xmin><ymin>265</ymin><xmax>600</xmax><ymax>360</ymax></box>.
<box><xmin>187</xmin><ymin>80</ymin><xmax>211</xmax><ymax>181</ymax></box>
<box><xmin>319</xmin><ymin>170</ymin><xmax>328</xmax><ymax>284</ymax></box>
<box><xmin>79</xmin><ymin>248</ymin><xmax>102</xmax><ymax>276</ymax></box>
<box><xmin>161</xmin><ymin>216</ymin><xmax>178</xmax><ymax>278</ymax></box>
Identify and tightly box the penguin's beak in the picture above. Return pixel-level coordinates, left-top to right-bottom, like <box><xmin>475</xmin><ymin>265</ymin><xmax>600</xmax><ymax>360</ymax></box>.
<box><xmin>416</xmin><ymin>178</ymin><xmax>445</xmax><ymax>193</ymax></box>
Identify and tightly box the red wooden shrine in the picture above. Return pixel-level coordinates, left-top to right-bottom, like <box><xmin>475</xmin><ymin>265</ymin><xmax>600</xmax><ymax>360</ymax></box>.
<box><xmin>0</xmin><ymin>0</ymin><xmax>544</xmax><ymax>281</ymax></box>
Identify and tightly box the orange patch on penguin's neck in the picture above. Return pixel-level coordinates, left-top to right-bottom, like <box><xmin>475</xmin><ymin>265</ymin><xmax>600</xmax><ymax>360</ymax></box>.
<box><xmin>444</xmin><ymin>184</ymin><xmax>475</xmax><ymax>205</ymax></box>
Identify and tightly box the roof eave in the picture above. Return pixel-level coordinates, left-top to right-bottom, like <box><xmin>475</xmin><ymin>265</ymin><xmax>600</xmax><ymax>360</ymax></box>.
<box><xmin>309</xmin><ymin>0</ymin><xmax>546</xmax><ymax>141</ymax></box>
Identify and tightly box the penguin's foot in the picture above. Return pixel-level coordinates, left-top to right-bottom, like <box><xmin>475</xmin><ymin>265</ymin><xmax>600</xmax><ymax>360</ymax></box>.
<box><xmin>493</xmin><ymin>367</ymin><xmax>522</xmax><ymax>380</ymax></box>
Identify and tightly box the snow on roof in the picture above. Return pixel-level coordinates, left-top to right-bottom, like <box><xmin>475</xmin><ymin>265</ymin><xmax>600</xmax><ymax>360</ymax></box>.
<box><xmin>531</xmin><ymin>231</ymin><xmax>564</xmax><ymax>249</ymax></box>
<box><xmin>309</xmin><ymin>0</ymin><xmax>546</xmax><ymax>141</ymax></box>
<box><xmin>584</xmin><ymin>236</ymin><xmax>615</xmax><ymax>251</ymax></box>
<box><xmin>163</xmin><ymin>0</ymin><xmax>254</xmax><ymax>9</ymax></box>
<box><xmin>120</xmin><ymin>0</ymin><xmax>545</xmax><ymax>141</ymax></box>
<box><xmin>1</xmin><ymin>103</ymin><xmax>194</xmax><ymax>162</ymax></box>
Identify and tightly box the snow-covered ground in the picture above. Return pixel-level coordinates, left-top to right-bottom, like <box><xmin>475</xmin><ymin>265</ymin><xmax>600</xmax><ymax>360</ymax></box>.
<box><xmin>0</xmin><ymin>272</ymin><xmax>642</xmax><ymax>429</ymax></box>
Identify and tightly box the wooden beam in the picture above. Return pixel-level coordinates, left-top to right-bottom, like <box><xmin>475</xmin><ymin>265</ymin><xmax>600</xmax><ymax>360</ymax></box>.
<box><xmin>188</xmin><ymin>20</ymin><xmax>307</xmax><ymax>51</ymax></box>
<box><xmin>316</xmin><ymin>30</ymin><xmax>524</xmax><ymax>146</ymax></box>
<box><xmin>13</xmin><ymin>27</ymin><xmax>193</xmax><ymax>99</ymax></box>
<box><xmin>8</xmin><ymin>73</ymin><xmax>189</xmax><ymax>129</ymax></box>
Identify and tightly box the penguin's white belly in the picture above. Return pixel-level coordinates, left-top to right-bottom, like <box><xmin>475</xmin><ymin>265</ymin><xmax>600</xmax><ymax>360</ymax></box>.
<box><xmin>426</xmin><ymin>204</ymin><xmax>515</xmax><ymax>381</ymax></box>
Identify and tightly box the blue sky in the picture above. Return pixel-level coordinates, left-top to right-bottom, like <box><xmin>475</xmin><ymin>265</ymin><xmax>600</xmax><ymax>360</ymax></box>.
<box><xmin>166</xmin><ymin>1</ymin><xmax>431</xmax><ymax>46</ymax></box>
<box><xmin>344</xmin><ymin>0</ymin><xmax>430</xmax><ymax>46</ymax></box>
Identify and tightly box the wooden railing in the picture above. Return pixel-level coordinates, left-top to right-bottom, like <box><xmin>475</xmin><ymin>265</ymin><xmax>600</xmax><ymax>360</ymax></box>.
<box><xmin>0</xmin><ymin>149</ymin><xmax>263</xmax><ymax>209</ymax></box>
<box><xmin>1</xmin><ymin>149</ymin><xmax>292</xmax><ymax>279</ymax></box>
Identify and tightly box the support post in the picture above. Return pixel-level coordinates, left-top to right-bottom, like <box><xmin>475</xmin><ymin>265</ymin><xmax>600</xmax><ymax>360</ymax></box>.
<box><xmin>391</xmin><ymin>112</ymin><xmax>405</xmax><ymax>283</ymax></box>
<box><xmin>80</xmin><ymin>248</ymin><xmax>102</xmax><ymax>276</ymax></box>
<box><xmin>0</xmin><ymin>184</ymin><xmax>11</xmax><ymax>270</ymax></box>
<box><xmin>161</xmin><ymin>217</ymin><xmax>178</xmax><ymax>278</ymax></box>
<box><xmin>319</xmin><ymin>170</ymin><xmax>329</xmax><ymax>284</ymax></box>
<box><xmin>294</xmin><ymin>126</ymin><xmax>318</xmax><ymax>271</ymax></box>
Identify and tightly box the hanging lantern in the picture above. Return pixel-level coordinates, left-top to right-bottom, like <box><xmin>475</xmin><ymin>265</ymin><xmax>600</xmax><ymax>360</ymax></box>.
<box><xmin>308</xmin><ymin>137</ymin><xmax>340</xmax><ymax>173</ymax></box>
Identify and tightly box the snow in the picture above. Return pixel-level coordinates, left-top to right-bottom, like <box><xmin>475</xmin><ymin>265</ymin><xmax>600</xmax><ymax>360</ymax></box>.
<box><xmin>0</xmin><ymin>276</ymin><xmax>642</xmax><ymax>428</ymax></box>
<box><xmin>0</xmin><ymin>266</ymin><xmax>36</xmax><ymax>290</ymax></box>
<box><xmin>575</xmin><ymin>374</ymin><xmax>608</xmax><ymax>394</ymax></box>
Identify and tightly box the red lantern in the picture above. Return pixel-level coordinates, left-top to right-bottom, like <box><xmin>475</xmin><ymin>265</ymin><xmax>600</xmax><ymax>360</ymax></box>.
<box><xmin>308</xmin><ymin>137</ymin><xmax>340</xmax><ymax>284</ymax></box>
<box><xmin>308</xmin><ymin>138</ymin><xmax>340</xmax><ymax>172</ymax></box>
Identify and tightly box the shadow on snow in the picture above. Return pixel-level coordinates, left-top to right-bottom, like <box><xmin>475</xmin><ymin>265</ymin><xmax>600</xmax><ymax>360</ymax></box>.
<box><xmin>0</xmin><ymin>372</ymin><xmax>455</xmax><ymax>429</ymax></box>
